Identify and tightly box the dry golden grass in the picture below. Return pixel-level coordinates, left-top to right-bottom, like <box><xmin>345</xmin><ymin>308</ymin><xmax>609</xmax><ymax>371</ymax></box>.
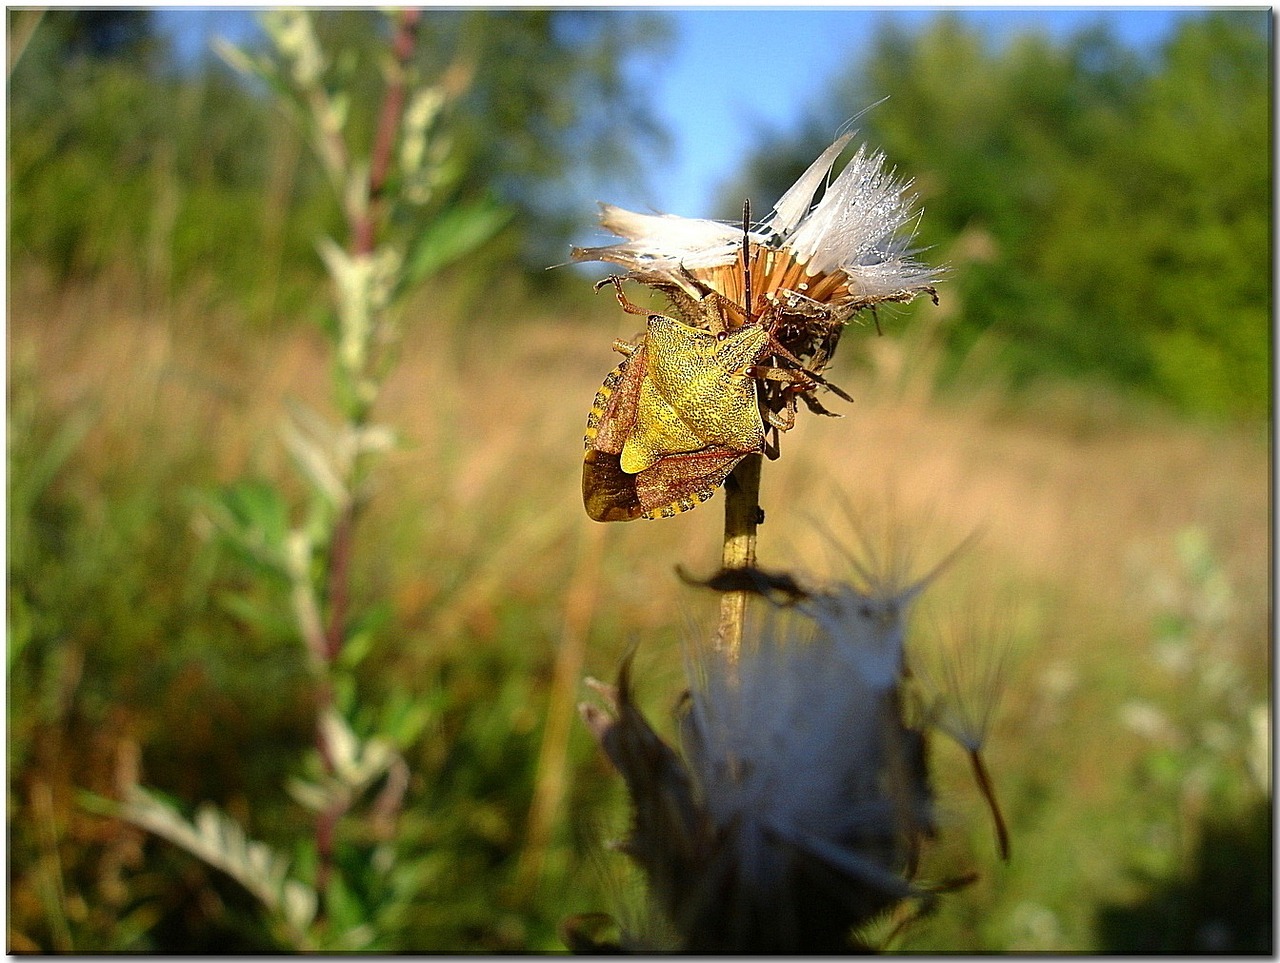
<box><xmin>10</xmin><ymin>269</ymin><xmax>1270</xmax><ymax>949</ymax></box>
<box><xmin>11</xmin><ymin>266</ymin><xmax>1268</xmax><ymax>663</ymax></box>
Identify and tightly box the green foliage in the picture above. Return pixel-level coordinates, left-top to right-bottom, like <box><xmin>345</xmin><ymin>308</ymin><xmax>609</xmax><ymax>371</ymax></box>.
<box><xmin>7</xmin><ymin>8</ymin><xmax>1270</xmax><ymax>953</ymax></box>
<box><xmin>30</xmin><ymin>10</ymin><xmax>162</xmax><ymax>64</ymax></box>
<box><xmin>1091</xmin><ymin>527</ymin><xmax>1270</xmax><ymax>952</ymax></box>
<box><xmin>7</xmin><ymin>9</ymin><xmax>669</xmax><ymax>323</ymax></box>
<box><xmin>9</xmin><ymin>44</ymin><xmax>333</xmax><ymax>324</ymax></box>
<box><xmin>723</xmin><ymin>12</ymin><xmax>1270</xmax><ymax>417</ymax></box>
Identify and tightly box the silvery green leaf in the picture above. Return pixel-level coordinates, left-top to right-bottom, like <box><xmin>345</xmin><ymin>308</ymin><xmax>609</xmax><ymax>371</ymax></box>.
<box><xmin>319</xmin><ymin>708</ymin><xmax>399</xmax><ymax>790</ymax></box>
<box><xmin>279</xmin><ymin>408</ymin><xmax>346</xmax><ymax>508</ymax></box>
<box><xmin>262</xmin><ymin>10</ymin><xmax>324</xmax><ymax>89</ymax></box>
<box><xmin>282</xmin><ymin>881</ymin><xmax>320</xmax><ymax>936</ymax></box>
<box><xmin>320</xmin><ymin>707</ymin><xmax>360</xmax><ymax>777</ymax></box>
<box><xmin>281</xmin><ymin>436</ymin><xmax>344</xmax><ymax>509</ymax></box>
<box><xmin>347</xmin><ymin>738</ymin><xmax>395</xmax><ymax>789</ymax></box>
<box><xmin>285</xmin><ymin>775</ymin><xmax>336</xmax><ymax>813</ymax></box>
<box><xmin>316</xmin><ymin>237</ymin><xmax>374</xmax><ymax>375</ymax></box>
<box><xmin>119</xmin><ymin>787</ymin><xmax>318</xmax><ymax>934</ymax></box>
<box><xmin>284</xmin><ymin>530</ymin><xmax>326</xmax><ymax>665</ymax></box>
<box><xmin>353</xmin><ymin>423</ymin><xmax>397</xmax><ymax>457</ymax></box>
<box><xmin>316</xmin><ymin>237</ymin><xmax>371</xmax><ymax>363</ymax></box>
<box><xmin>370</xmin><ymin>245</ymin><xmax>403</xmax><ymax>312</ymax></box>
<box><xmin>399</xmin><ymin>87</ymin><xmax>445</xmax><ymax>188</ymax></box>
<box><xmin>213</xmin><ymin>37</ymin><xmax>267</xmax><ymax>81</ymax></box>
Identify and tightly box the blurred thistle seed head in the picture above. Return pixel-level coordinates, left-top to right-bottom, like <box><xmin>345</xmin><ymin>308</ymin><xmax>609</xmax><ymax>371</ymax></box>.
<box><xmin>580</xmin><ymin>593</ymin><xmax>954</xmax><ymax>950</ymax></box>
<box><xmin>571</xmin><ymin>131</ymin><xmax>939</xmax><ymax>377</ymax></box>
<box><xmin>577</xmin><ymin>527</ymin><xmax>1018</xmax><ymax>952</ymax></box>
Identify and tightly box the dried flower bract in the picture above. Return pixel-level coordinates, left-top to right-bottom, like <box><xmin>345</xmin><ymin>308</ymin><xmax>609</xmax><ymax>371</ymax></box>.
<box><xmin>574</xmin><ymin>132</ymin><xmax>938</xmax><ymax>429</ymax></box>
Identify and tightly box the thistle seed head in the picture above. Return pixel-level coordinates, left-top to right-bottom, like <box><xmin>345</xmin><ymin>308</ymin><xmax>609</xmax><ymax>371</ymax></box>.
<box><xmin>577</xmin><ymin>529</ymin><xmax>1017</xmax><ymax>952</ymax></box>
<box><xmin>581</xmin><ymin>602</ymin><xmax>943</xmax><ymax>950</ymax></box>
<box><xmin>572</xmin><ymin>132</ymin><xmax>938</xmax><ymax>330</ymax></box>
<box><xmin>573</xmin><ymin>132</ymin><xmax>938</xmax><ymax>458</ymax></box>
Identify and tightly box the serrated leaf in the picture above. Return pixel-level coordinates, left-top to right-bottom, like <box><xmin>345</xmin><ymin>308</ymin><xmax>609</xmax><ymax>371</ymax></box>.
<box><xmin>117</xmin><ymin>787</ymin><xmax>318</xmax><ymax>937</ymax></box>
<box><xmin>198</xmin><ymin>479</ymin><xmax>293</xmax><ymax>577</ymax></box>
<box><xmin>280</xmin><ymin>405</ymin><xmax>347</xmax><ymax>508</ymax></box>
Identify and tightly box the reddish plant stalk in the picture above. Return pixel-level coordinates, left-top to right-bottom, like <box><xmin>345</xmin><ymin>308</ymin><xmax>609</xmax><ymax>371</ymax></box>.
<box><xmin>353</xmin><ymin>8</ymin><xmax>420</xmax><ymax>256</ymax></box>
<box><xmin>323</xmin><ymin>504</ymin><xmax>355</xmax><ymax>664</ymax></box>
<box><xmin>314</xmin><ymin>7</ymin><xmax>421</xmax><ymax>899</ymax></box>
<box><xmin>968</xmin><ymin>747</ymin><xmax>1010</xmax><ymax>861</ymax></box>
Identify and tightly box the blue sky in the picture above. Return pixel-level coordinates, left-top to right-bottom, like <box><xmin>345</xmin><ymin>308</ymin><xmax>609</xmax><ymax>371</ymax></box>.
<box><xmin>156</xmin><ymin>7</ymin><xmax>1201</xmax><ymax>218</ymax></box>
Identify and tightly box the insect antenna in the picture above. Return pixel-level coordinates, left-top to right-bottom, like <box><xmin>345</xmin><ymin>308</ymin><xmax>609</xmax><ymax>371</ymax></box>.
<box><xmin>741</xmin><ymin>198</ymin><xmax>753</xmax><ymax>325</ymax></box>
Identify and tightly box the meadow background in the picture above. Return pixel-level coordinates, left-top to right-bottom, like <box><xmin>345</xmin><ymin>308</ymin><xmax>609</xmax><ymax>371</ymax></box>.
<box><xmin>7</xmin><ymin>8</ymin><xmax>1270</xmax><ymax>952</ymax></box>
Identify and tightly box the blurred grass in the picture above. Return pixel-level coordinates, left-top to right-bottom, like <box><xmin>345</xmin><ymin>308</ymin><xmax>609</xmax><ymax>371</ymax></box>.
<box><xmin>7</xmin><ymin>263</ymin><xmax>1270</xmax><ymax>951</ymax></box>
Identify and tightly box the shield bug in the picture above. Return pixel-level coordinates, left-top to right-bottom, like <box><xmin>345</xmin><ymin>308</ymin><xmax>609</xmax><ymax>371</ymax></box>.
<box><xmin>582</xmin><ymin>232</ymin><xmax>850</xmax><ymax>523</ymax></box>
<box><xmin>581</xmin><ymin>296</ymin><xmax>755</xmax><ymax>521</ymax></box>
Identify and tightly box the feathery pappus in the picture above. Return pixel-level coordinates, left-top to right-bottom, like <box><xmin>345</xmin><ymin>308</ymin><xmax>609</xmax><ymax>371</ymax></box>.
<box><xmin>575</xmin><ymin>133</ymin><xmax>940</xmax><ymax>522</ymax></box>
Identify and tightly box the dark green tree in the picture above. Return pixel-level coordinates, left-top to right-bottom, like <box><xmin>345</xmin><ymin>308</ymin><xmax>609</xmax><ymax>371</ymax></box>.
<box><xmin>33</xmin><ymin>9</ymin><xmax>162</xmax><ymax>63</ymax></box>
<box><xmin>721</xmin><ymin>12</ymin><xmax>1270</xmax><ymax>417</ymax></box>
<box><xmin>8</xmin><ymin>10</ymin><xmax>672</xmax><ymax>316</ymax></box>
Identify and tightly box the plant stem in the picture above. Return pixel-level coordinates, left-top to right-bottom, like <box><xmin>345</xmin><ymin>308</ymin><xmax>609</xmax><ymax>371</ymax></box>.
<box><xmin>312</xmin><ymin>7</ymin><xmax>421</xmax><ymax>905</ymax></box>
<box><xmin>968</xmin><ymin>747</ymin><xmax>1011</xmax><ymax>861</ymax></box>
<box><xmin>717</xmin><ymin>453</ymin><xmax>762</xmax><ymax>658</ymax></box>
<box><xmin>323</xmin><ymin>502</ymin><xmax>354</xmax><ymax>664</ymax></box>
<box><xmin>354</xmin><ymin>7</ymin><xmax>420</xmax><ymax>256</ymax></box>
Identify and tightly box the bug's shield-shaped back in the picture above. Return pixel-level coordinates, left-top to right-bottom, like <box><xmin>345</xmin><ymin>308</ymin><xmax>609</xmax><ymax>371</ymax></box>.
<box><xmin>583</xmin><ymin>339</ymin><xmax>748</xmax><ymax>522</ymax></box>
<box><xmin>620</xmin><ymin>315</ymin><xmax>767</xmax><ymax>475</ymax></box>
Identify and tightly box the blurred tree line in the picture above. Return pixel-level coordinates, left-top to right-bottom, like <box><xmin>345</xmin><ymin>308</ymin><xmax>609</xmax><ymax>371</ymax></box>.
<box><xmin>721</xmin><ymin>12</ymin><xmax>1270</xmax><ymax>418</ymax></box>
<box><xmin>9</xmin><ymin>10</ymin><xmax>1269</xmax><ymax>417</ymax></box>
<box><xmin>8</xmin><ymin>9</ymin><xmax>670</xmax><ymax>322</ymax></box>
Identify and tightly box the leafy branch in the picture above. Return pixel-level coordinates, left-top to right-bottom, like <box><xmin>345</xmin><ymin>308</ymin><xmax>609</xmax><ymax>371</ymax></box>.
<box><xmin>113</xmin><ymin>10</ymin><xmax>508</xmax><ymax>949</ymax></box>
